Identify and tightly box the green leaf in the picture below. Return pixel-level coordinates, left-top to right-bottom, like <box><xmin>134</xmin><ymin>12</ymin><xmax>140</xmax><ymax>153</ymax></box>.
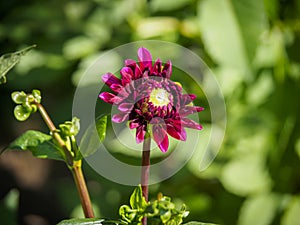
<box><xmin>119</xmin><ymin>205</ymin><xmax>138</xmax><ymax>223</ymax></box>
<box><xmin>59</xmin><ymin>117</ymin><xmax>81</xmax><ymax>138</ymax></box>
<box><xmin>150</xmin><ymin>0</ymin><xmax>193</xmax><ymax>12</ymax></box>
<box><xmin>8</xmin><ymin>130</ymin><xmax>64</xmax><ymax>161</ymax></box>
<box><xmin>160</xmin><ymin>210</ymin><xmax>172</xmax><ymax>223</ymax></box>
<box><xmin>183</xmin><ymin>222</ymin><xmax>219</xmax><ymax>225</ymax></box>
<box><xmin>63</xmin><ymin>36</ymin><xmax>99</xmax><ymax>60</ymax></box>
<box><xmin>11</xmin><ymin>91</ymin><xmax>27</xmax><ymax>104</ymax></box>
<box><xmin>237</xmin><ymin>193</ymin><xmax>281</xmax><ymax>225</ymax></box>
<box><xmin>79</xmin><ymin>115</ymin><xmax>107</xmax><ymax>157</ymax></box>
<box><xmin>0</xmin><ymin>45</ymin><xmax>36</xmax><ymax>84</ymax></box>
<box><xmin>32</xmin><ymin>89</ymin><xmax>41</xmax><ymax>103</ymax></box>
<box><xmin>57</xmin><ymin>218</ymin><xmax>124</xmax><ymax>225</ymax></box>
<box><xmin>281</xmin><ymin>196</ymin><xmax>300</xmax><ymax>225</ymax></box>
<box><xmin>13</xmin><ymin>105</ymin><xmax>32</xmax><ymax>121</ymax></box>
<box><xmin>246</xmin><ymin>71</ymin><xmax>274</xmax><ymax>106</ymax></box>
<box><xmin>96</xmin><ymin>115</ymin><xmax>107</xmax><ymax>142</ymax></box>
<box><xmin>220</xmin><ymin>154</ymin><xmax>272</xmax><ymax>196</ymax></box>
<box><xmin>198</xmin><ymin>0</ymin><xmax>267</xmax><ymax>79</ymax></box>
<box><xmin>295</xmin><ymin>139</ymin><xmax>300</xmax><ymax>159</ymax></box>
<box><xmin>130</xmin><ymin>185</ymin><xmax>148</xmax><ymax>210</ymax></box>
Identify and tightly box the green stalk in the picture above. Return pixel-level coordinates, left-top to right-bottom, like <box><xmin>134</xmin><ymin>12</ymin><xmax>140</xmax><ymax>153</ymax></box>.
<box><xmin>35</xmin><ymin>102</ymin><xmax>95</xmax><ymax>218</ymax></box>
<box><xmin>72</xmin><ymin>160</ymin><xmax>95</xmax><ymax>218</ymax></box>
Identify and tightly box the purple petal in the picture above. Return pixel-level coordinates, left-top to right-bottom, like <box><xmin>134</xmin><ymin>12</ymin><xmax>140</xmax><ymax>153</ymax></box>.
<box><xmin>138</xmin><ymin>47</ymin><xmax>152</xmax><ymax>70</ymax></box>
<box><xmin>152</xmin><ymin>125</ymin><xmax>169</xmax><ymax>153</ymax></box>
<box><xmin>136</xmin><ymin>125</ymin><xmax>146</xmax><ymax>143</ymax></box>
<box><xmin>129</xmin><ymin>119</ymin><xmax>140</xmax><ymax>129</ymax></box>
<box><xmin>138</xmin><ymin>48</ymin><xmax>152</xmax><ymax>63</ymax></box>
<box><xmin>162</xmin><ymin>60</ymin><xmax>172</xmax><ymax>78</ymax></box>
<box><xmin>125</xmin><ymin>59</ymin><xmax>136</xmax><ymax>67</ymax></box>
<box><xmin>134</xmin><ymin>65</ymin><xmax>143</xmax><ymax>79</ymax></box>
<box><xmin>99</xmin><ymin>92</ymin><xmax>121</xmax><ymax>104</ymax></box>
<box><xmin>110</xmin><ymin>83</ymin><xmax>123</xmax><ymax>92</ymax></box>
<box><xmin>182</xmin><ymin>118</ymin><xmax>202</xmax><ymax>130</ymax></box>
<box><xmin>120</xmin><ymin>67</ymin><xmax>133</xmax><ymax>85</ymax></box>
<box><xmin>118</xmin><ymin>102</ymin><xmax>133</xmax><ymax>112</ymax></box>
<box><xmin>102</xmin><ymin>73</ymin><xmax>121</xmax><ymax>86</ymax></box>
<box><xmin>181</xmin><ymin>94</ymin><xmax>196</xmax><ymax>105</ymax></box>
<box><xmin>112</xmin><ymin>113</ymin><xmax>129</xmax><ymax>123</ymax></box>
<box><xmin>153</xmin><ymin>58</ymin><xmax>162</xmax><ymax>74</ymax></box>
<box><xmin>179</xmin><ymin>106</ymin><xmax>204</xmax><ymax>117</ymax></box>
<box><xmin>149</xmin><ymin>117</ymin><xmax>161</xmax><ymax>125</ymax></box>
<box><xmin>166</xmin><ymin>122</ymin><xmax>187</xmax><ymax>141</ymax></box>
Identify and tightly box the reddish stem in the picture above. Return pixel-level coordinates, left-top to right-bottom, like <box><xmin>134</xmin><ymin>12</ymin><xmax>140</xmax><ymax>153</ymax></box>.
<box><xmin>35</xmin><ymin>102</ymin><xmax>94</xmax><ymax>218</ymax></box>
<box><xmin>141</xmin><ymin>133</ymin><xmax>151</xmax><ymax>225</ymax></box>
<box><xmin>72</xmin><ymin>160</ymin><xmax>95</xmax><ymax>218</ymax></box>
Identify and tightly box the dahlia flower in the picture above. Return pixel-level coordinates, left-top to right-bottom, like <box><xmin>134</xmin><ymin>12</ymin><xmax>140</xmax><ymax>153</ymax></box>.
<box><xmin>99</xmin><ymin>48</ymin><xmax>203</xmax><ymax>152</ymax></box>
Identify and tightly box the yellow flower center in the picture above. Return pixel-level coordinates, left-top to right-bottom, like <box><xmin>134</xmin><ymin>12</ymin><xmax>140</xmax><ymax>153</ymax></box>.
<box><xmin>149</xmin><ymin>88</ymin><xmax>170</xmax><ymax>107</ymax></box>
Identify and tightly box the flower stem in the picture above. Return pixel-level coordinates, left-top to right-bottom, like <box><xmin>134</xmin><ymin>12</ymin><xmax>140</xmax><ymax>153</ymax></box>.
<box><xmin>35</xmin><ymin>102</ymin><xmax>73</xmax><ymax>166</ymax></box>
<box><xmin>141</xmin><ymin>132</ymin><xmax>151</xmax><ymax>225</ymax></box>
<box><xmin>72</xmin><ymin>160</ymin><xmax>95</xmax><ymax>218</ymax></box>
<box><xmin>34</xmin><ymin>102</ymin><xmax>94</xmax><ymax>218</ymax></box>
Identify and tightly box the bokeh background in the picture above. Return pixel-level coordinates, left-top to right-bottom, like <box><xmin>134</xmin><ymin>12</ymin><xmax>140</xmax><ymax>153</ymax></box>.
<box><xmin>1</xmin><ymin>0</ymin><xmax>300</xmax><ymax>224</ymax></box>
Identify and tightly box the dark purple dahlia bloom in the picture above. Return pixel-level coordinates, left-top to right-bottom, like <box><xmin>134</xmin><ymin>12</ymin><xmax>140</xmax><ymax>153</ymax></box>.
<box><xmin>99</xmin><ymin>48</ymin><xmax>203</xmax><ymax>152</ymax></box>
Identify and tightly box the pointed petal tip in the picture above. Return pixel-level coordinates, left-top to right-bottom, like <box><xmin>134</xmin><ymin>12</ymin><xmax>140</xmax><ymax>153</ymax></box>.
<box><xmin>99</xmin><ymin>92</ymin><xmax>120</xmax><ymax>104</ymax></box>
<box><xmin>159</xmin><ymin>145</ymin><xmax>168</xmax><ymax>153</ymax></box>
<box><xmin>138</xmin><ymin>47</ymin><xmax>152</xmax><ymax>64</ymax></box>
<box><xmin>98</xmin><ymin>92</ymin><xmax>108</xmax><ymax>100</ymax></box>
<box><xmin>163</xmin><ymin>60</ymin><xmax>172</xmax><ymax>78</ymax></box>
<box><xmin>136</xmin><ymin>126</ymin><xmax>146</xmax><ymax>143</ymax></box>
<box><xmin>152</xmin><ymin>125</ymin><xmax>169</xmax><ymax>153</ymax></box>
<box><xmin>197</xmin><ymin>124</ymin><xmax>203</xmax><ymax>130</ymax></box>
<box><xmin>112</xmin><ymin>113</ymin><xmax>129</xmax><ymax>123</ymax></box>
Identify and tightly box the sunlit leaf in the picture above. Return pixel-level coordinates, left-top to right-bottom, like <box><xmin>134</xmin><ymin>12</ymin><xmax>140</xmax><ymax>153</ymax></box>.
<box><xmin>0</xmin><ymin>189</ymin><xmax>19</xmax><ymax>224</ymax></box>
<box><xmin>183</xmin><ymin>221</ymin><xmax>219</xmax><ymax>225</ymax></box>
<box><xmin>0</xmin><ymin>45</ymin><xmax>36</xmax><ymax>84</ymax></box>
<box><xmin>238</xmin><ymin>193</ymin><xmax>280</xmax><ymax>225</ymax></box>
<box><xmin>11</xmin><ymin>91</ymin><xmax>27</xmax><ymax>104</ymax></box>
<box><xmin>199</xmin><ymin>0</ymin><xmax>267</xmax><ymax>79</ymax></box>
<box><xmin>63</xmin><ymin>36</ymin><xmax>99</xmax><ymax>60</ymax></box>
<box><xmin>57</xmin><ymin>218</ymin><xmax>124</xmax><ymax>225</ymax></box>
<box><xmin>281</xmin><ymin>196</ymin><xmax>300</xmax><ymax>225</ymax></box>
<box><xmin>130</xmin><ymin>185</ymin><xmax>148</xmax><ymax>210</ymax></box>
<box><xmin>212</xmin><ymin>67</ymin><xmax>243</xmax><ymax>97</ymax></box>
<box><xmin>32</xmin><ymin>89</ymin><xmax>41</xmax><ymax>103</ymax></box>
<box><xmin>253</xmin><ymin>26</ymin><xmax>291</xmax><ymax>82</ymax></box>
<box><xmin>221</xmin><ymin>154</ymin><xmax>272</xmax><ymax>196</ymax></box>
<box><xmin>246</xmin><ymin>71</ymin><xmax>274</xmax><ymax>105</ymax></box>
<box><xmin>8</xmin><ymin>130</ymin><xmax>64</xmax><ymax>161</ymax></box>
<box><xmin>13</xmin><ymin>105</ymin><xmax>32</xmax><ymax>121</ymax></box>
<box><xmin>150</xmin><ymin>0</ymin><xmax>193</xmax><ymax>12</ymax></box>
<box><xmin>3</xmin><ymin>189</ymin><xmax>19</xmax><ymax>211</ymax></box>
<box><xmin>79</xmin><ymin>115</ymin><xmax>107</xmax><ymax>157</ymax></box>
<box><xmin>111</xmin><ymin>0</ymin><xmax>145</xmax><ymax>25</ymax></box>
<box><xmin>133</xmin><ymin>17</ymin><xmax>179</xmax><ymax>40</ymax></box>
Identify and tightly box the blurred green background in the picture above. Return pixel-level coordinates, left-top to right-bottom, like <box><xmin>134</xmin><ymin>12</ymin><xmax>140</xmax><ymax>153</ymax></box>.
<box><xmin>1</xmin><ymin>0</ymin><xmax>300</xmax><ymax>224</ymax></box>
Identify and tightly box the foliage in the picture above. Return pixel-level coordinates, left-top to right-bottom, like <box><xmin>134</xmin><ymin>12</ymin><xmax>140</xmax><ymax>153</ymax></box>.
<box><xmin>80</xmin><ymin>115</ymin><xmax>108</xmax><ymax>157</ymax></box>
<box><xmin>0</xmin><ymin>45</ymin><xmax>35</xmax><ymax>84</ymax></box>
<box><xmin>119</xmin><ymin>185</ymin><xmax>201</xmax><ymax>225</ymax></box>
<box><xmin>7</xmin><ymin>111</ymin><xmax>107</xmax><ymax>164</ymax></box>
<box><xmin>1</xmin><ymin>0</ymin><xmax>300</xmax><ymax>224</ymax></box>
<box><xmin>8</xmin><ymin>130</ymin><xmax>64</xmax><ymax>161</ymax></box>
<box><xmin>57</xmin><ymin>218</ymin><xmax>125</xmax><ymax>225</ymax></box>
<box><xmin>11</xmin><ymin>89</ymin><xmax>41</xmax><ymax>121</ymax></box>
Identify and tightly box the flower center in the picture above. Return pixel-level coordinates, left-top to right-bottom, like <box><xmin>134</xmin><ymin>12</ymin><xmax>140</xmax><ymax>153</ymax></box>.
<box><xmin>149</xmin><ymin>88</ymin><xmax>170</xmax><ymax>107</ymax></box>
